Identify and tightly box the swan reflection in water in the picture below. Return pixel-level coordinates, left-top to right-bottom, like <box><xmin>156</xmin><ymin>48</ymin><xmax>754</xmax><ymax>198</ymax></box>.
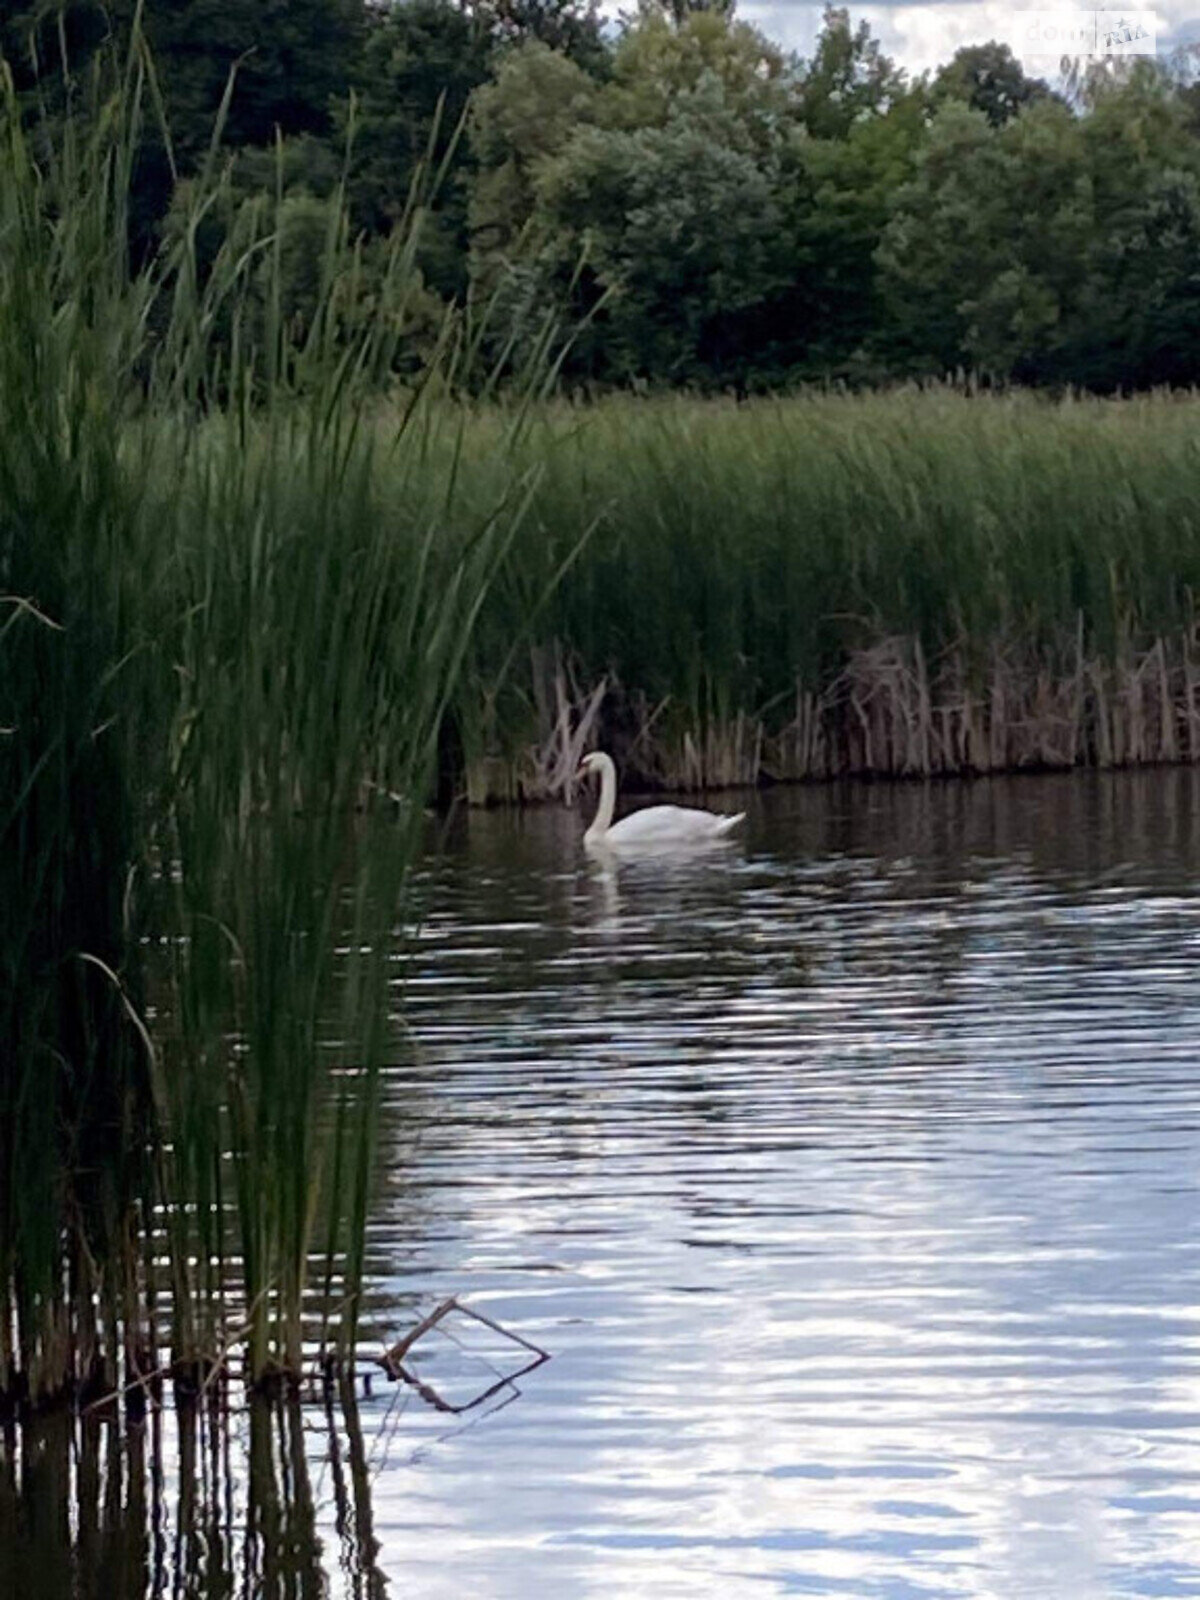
<box><xmin>580</xmin><ymin>819</ymin><xmax>750</xmax><ymax>947</ymax></box>
<box><xmin>586</xmin><ymin>852</ymin><xmax>622</xmax><ymax>933</ymax></box>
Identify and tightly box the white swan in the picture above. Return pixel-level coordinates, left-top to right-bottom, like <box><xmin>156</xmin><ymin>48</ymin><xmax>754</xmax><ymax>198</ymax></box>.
<box><xmin>577</xmin><ymin>751</ymin><xmax>745</xmax><ymax>850</ymax></box>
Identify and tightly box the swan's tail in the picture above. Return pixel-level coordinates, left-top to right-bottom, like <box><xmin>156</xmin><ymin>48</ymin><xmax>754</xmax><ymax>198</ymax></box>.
<box><xmin>716</xmin><ymin>811</ymin><xmax>746</xmax><ymax>836</ymax></box>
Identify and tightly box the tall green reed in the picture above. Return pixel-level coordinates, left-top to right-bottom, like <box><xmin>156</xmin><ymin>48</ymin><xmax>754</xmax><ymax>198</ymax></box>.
<box><xmin>424</xmin><ymin>389</ymin><xmax>1200</xmax><ymax>793</ymax></box>
<box><xmin>1</xmin><ymin>34</ymin><xmax>549</xmax><ymax>1404</ymax></box>
<box><xmin>0</xmin><ymin>45</ymin><xmax>163</xmax><ymax>1405</ymax></box>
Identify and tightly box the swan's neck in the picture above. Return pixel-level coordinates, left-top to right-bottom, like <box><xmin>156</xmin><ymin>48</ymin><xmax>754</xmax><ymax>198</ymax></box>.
<box><xmin>585</xmin><ymin>755</ymin><xmax>617</xmax><ymax>842</ymax></box>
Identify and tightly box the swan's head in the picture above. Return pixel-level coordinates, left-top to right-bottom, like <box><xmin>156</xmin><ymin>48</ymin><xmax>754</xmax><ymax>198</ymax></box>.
<box><xmin>576</xmin><ymin>751</ymin><xmax>605</xmax><ymax>782</ymax></box>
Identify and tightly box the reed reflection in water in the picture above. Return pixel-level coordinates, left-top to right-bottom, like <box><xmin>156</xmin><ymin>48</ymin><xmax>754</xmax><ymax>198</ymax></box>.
<box><xmin>0</xmin><ymin>1384</ymin><xmax>386</xmax><ymax>1600</ymax></box>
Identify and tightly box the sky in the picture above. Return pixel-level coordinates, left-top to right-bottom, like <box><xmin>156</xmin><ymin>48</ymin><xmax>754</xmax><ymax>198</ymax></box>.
<box><xmin>725</xmin><ymin>2</ymin><xmax>1200</xmax><ymax>77</ymax></box>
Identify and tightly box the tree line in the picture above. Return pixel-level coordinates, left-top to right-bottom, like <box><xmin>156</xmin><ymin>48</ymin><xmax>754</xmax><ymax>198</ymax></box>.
<box><xmin>5</xmin><ymin>0</ymin><xmax>1200</xmax><ymax>392</ymax></box>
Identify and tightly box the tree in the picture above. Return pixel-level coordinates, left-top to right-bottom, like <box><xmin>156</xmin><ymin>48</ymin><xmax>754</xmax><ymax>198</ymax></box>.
<box><xmin>533</xmin><ymin>76</ymin><xmax>789</xmax><ymax>384</ymax></box>
<box><xmin>0</xmin><ymin>0</ymin><xmax>113</xmax><ymax>93</ymax></box>
<box><xmin>877</xmin><ymin>61</ymin><xmax>1200</xmax><ymax>388</ymax></box>
<box><xmin>634</xmin><ymin>0</ymin><xmax>736</xmax><ymax>22</ymax></box>
<box><xmin>111</xmin><ymin>0</ymin><xmax>368</xmax><ymax>160</ymax></box>
<box><xmin>471</xmin><ymin>0</ymin><xmax>608</xmax><ymax>72</ymax></box>
<box><xmin>1083</xmin><ymin>169</ymin><xmax>1200</xmax><ymax>386</ymax></box>
<box><xmin>467</xmin><ymin>39</ymin><xmax>600</xmax><ymax>290</ymax></box>
<box><xmin>931</xmin><ymin>42</ymin><xmax>1056</xmax><ymax>128</ymax></box>
<box><xmin>604</xmin><ymin>7</ymin><xmax>794</xmax><ymax>142</ymax></box>
<box><xmin>795</xmin><ymin>6</ymin><xmax>904</xmax><ymax>140</ymax></box>
<box><xmin>464</xmin><ymin>6</ymin><xmax>804</xmax><ymax>384</ymax></box>
<box><xmin>784</xmin><ymin>85</ymin><xmax>929</xmax><ymax>377</ymax></box>
<box><xmin>161</xmin><ymin>166</ymin><xmax>446</xmax><ymax>378</ymax></box>
<box><xmin>343</xmin><ymin>0</ymin><xmax>494</xmax><ymax>299</ymax></box>
<box><xmin>1065</xmin><ymin>62</ymin><xmax>1200</xmax><ymax>386</ymax></box>
<box><xmin>2</xmin><ymin>0</ymin><xmax>370</xmax><ymax>249</ymax></box>
<box><xmin>876</xmin><ymin>100</ymin><xmax>1086</xmax><ymax>378</ymax></box>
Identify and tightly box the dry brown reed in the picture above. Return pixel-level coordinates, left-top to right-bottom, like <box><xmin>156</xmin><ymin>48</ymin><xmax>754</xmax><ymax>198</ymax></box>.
<box><xmin>469</xmin><ymin>626</ymin><xmax>1200</xmax><ymax>801</ymax></box>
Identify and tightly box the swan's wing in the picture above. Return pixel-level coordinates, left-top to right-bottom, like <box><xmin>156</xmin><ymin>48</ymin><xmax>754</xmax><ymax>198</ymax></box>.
<box><xmin>605</xmin><ymin>806</ymin><xmax>693</xmax><ymax>843</ymax></box>
<box><xmin>605</xmin><ymin>804</ymin><xmax>745</xmax><ymax>846</ymax></box>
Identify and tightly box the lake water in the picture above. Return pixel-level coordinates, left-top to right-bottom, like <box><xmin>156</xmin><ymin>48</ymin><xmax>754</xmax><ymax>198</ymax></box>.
<box><xmin>5</xmin><ymin>770</ymin><xmax>1200</xmax><ymax>1598</ymax></box>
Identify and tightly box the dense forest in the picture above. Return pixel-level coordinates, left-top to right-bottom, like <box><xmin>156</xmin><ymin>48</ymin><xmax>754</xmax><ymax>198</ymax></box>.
<box><xmin>5</xmin><ymin>0</ymin><xmax>1200</xmax><ymax>392</ymax></box>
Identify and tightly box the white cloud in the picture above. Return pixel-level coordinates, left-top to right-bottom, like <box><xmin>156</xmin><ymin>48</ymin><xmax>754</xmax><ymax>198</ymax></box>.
<box><xmin>609</xmin><ymin>1</ymin><xmax>1200</xmax><ymax>78</ymax></box>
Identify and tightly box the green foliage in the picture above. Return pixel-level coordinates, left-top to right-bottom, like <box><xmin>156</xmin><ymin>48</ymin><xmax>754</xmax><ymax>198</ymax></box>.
<box><xmin>16</xmin><ymin>0</ymin><xmax>1200</xmax><ymax>394</ymax></box>
<box><xmin>877</xmin><ymin>100</ymin><xmax>1073</xmax><ymax>376</ymax></box>
<box><xmin>931</xmin><ymin>41</ymin><xmax>1058</xmax><ymax>127</ymax></box>
<box><xmin>344</xmin><ymin>0</ymin><xmax>494</xmax><ymax>298</ymax></box>
<box><xmin>879</xmin><ymin>64</ymin><xmax>1200</xmax><ymax>386</ymax></box>
<box><xmin>637</xmin><ymin>0</ymin><xmax>736</xmax><ymax>23</ymax></box>
<box><xmin>123</xmin><ymin>0</ymin><xmax>365</xmax><ymax>156</ymax></box>
<box><xmin>0</xmin><ymin>52</ymin><xmax>159</xmax><ymax>1399</ymax></box>
<box><xmin>468</xmin><ymin>36</ymin><xmax>600</xmax><ymax>286</ymax></box>
<box><xmin>467</xmin><ymin>9</ymin><xmax>802</xmax><ymax>384</ymax></box>
<box><xmin>795</xmin><ymin>4</ymin><xmax>904</xmax><ymax>139</ymax></box>
<box><xmin>780</xmin><ymin>85</ymin><xmax>927</xmax><ymax>378</ymax></box>
<box><xmin>534</xmin><ymin>90</ymin><xmax>787</xmax><ymax>382</ymax></box>
<box><xmin>0</xmin><ymin>0</ymin><xmax>113</xmax><ymax>93</ymax></box>
<box><xmin>1071</xmin><ymin>167</ymin><xmax>1200</xmax><ymax>387</ymax></box>
<box><xmin>9</xmin><ymin>0</ymin><xmax>1200</xmax><ymax>392</ymax></box>
<box><xmin>472</xmin><ymin>0</ymin><xmax>607</xmax><ymax>72</ymax></box>
<box><xmin>463</xmin><ymin>7</ymin><xmax>1200</xmax><ymax>391</ymax></box>
<box><xmin>605</xmin><ymin>6</ymin><xmax>793</xmax><ymax>134</ymax></box>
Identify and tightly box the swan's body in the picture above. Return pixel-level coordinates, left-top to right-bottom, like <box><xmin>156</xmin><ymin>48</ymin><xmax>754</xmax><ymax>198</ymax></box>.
<box><xmin>577</xmin><ymin>751</ymin><xmax>745</xmax><ymax>851</ymax></box>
